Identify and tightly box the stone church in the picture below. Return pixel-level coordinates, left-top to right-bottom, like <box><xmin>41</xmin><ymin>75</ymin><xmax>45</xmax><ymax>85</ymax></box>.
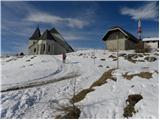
<box><xmin>28</xmin><ymin>27</ymin><xmax>74</xmax><ymax>55</ymax></box>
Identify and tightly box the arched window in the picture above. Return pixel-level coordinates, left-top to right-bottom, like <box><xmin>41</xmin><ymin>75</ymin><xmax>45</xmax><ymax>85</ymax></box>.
<box><xmin>34</xmin><ymin>48</ymin><xmax>36</xmax><ymax>53</ymax></box>
<box><xmin>48</xmin><ymin>45</ymin><xmax>50</xmax><ymax>52</ymax></box>
<box><xmin>43</xmin><ymin>44</ymin><xmax>45</xmax><ymax>52</ymax></box>
<box><xmin>37</xmin><ymin>45</ymin><xmax>39</xmax><ymax>53</ymax></box>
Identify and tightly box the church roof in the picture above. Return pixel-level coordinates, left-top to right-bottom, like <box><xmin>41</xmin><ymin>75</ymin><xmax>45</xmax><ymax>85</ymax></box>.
<box><xmin>50</xmin><ymin>27</ymin><xmax>60</xmax><ymax>34</ymax></box>
<box><xmin>49</xmin><ymin>28</ymin><xmax>74</xmax><ymax>51</ymax></box>
<box><xmin>39</xmin><ymin>29</ymin><xmax>55</xmax><ymax>40</ymax></box>
<box><xmin>29</xmin><ymin>27</ymin><xmax>41</xmax><ymax>40</ymax></box>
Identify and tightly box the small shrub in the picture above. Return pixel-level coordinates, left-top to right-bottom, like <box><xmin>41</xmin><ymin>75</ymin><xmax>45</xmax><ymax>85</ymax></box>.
<box><xmin>135</xmin><ymin>41</ymin><xmax>152</xmax><ymax>53</ymax></box>
<box><xmin>56</xmin><ymin>105</ymin><xmax>81</xmax><ymax>119</ymax></box>
<box><xmin>123</xmin><ymin>104</ymin><xmax>136</xmax><ymax>118</ymax></box>
<box><xmin>126</xmin><ymin>94</ymin><xmax>143</xmax><ymax>106</ymax></box>
<box><xmin>135</xmin><ymin>41</ymin><xmax>144</xmax><ymax>53</ymax></box>
<box><xmin>20</xmin><ymin>52</ymin><xmax>24</xmax><ymax>56</ymax></box>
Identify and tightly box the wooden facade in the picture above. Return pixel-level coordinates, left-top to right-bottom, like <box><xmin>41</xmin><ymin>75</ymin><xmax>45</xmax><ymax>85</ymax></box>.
<box><xmin>102</xmin><ymin>27</ymin><xmax>138</xmax><ymax>50</ymax></box>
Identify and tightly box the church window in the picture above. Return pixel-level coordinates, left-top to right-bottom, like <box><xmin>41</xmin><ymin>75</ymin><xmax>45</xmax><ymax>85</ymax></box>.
<box><xmin>34</xmin><ymin>48</ymin><xmax>36</xmax><ymax>53</ymax></box>
<box><xmin>48</xmin><ymin>45</ymin><xmax>50</xmax><ymax>52</ymax></box>
<box><xmin>43</xmin><ymin>44</ymin><xmax>45</xmax><ymax>52</ymax></box>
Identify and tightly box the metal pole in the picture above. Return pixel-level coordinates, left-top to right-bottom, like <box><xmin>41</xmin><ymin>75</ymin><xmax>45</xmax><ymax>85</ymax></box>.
<box><xmin>117</xmin><ymin>36</ymin><xmax>119</xmax><ymax>69</ymax></box>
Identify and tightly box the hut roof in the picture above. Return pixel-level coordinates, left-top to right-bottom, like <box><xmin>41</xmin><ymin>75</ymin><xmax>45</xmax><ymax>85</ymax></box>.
<box><xmin>102</xmin><ymin>26</ymin><xmax>138</xmax><ymax>42</ymax></box>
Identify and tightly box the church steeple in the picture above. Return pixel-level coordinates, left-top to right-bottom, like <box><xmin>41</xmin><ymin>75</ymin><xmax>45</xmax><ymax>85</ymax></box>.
<box><xmin>39</xmin><ymin>29</ymin><xmax>55</xmax><ymax>40</ymax></box>
<box><xmin>29</xmin><ymin>26</ymin><xmax>41</xmax><ymax>40</ymax></box>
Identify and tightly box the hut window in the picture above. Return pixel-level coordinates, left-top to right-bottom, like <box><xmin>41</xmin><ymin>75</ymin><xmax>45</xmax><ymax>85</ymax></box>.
<box><xmin>34</xmin><ymin>48</ymin><xmax>36</xmax><ymax>53</ymax></box>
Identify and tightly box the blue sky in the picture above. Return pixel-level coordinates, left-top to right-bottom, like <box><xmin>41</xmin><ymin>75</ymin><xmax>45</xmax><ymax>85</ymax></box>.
<box><xmin>1</xmin><ymin>1</ymin><xmax>159</xmax><ymax>55</ymax></box>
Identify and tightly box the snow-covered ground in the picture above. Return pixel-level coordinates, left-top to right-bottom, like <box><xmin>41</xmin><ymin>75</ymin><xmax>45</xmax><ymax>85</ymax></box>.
<box><xmin>0</xmin><ymin>49</ymin><xmax>159</xmax><ymax>118</ymax></box>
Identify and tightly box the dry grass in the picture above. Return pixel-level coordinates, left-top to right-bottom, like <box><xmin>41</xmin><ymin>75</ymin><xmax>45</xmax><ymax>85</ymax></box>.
<box><xmin>90</xmin><ymin>69</ymin><xmax>116</xmax><ymax>88</ymax></box>
<box><xmin>123</xmin><ymin>72</ymin><xmax>153</xmax><ymax>80</ymax></box>
<box><xmin>72</xmin><ymin>69</ymin><xmax>116</xmax><ymax>103</ymax></box>
<box><xmin>123</xmin><ymin>94</ymin><xmax>143</xmax><ymax>118</ymax></box>
<box><xmin>71</xmin><ymin>88</ymin><xmax>95</xmax><ymax>103</ymax></box>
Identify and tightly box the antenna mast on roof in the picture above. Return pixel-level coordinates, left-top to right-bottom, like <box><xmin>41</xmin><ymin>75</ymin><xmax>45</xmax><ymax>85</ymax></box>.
<box><xmin>137</xmin><ymin>18</ymin><xmax>142</xmax><ymax>40</ymax></box>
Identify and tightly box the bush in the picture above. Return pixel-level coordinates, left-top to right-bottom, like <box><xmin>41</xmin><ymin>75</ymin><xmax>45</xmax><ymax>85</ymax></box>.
<box><xmin>135</xmin><ymin>41</ymin><xmax>152</xmax><ymax>53</ymax></box>
<box><xmin>20</xmin><ymin>52</ymin><xmax>24</xmax><ymax>56</ymax></box>
<box><xmin>135</xmin><ymin>41</ymin><xmax>144</xmax><ymax>53</ymax></box>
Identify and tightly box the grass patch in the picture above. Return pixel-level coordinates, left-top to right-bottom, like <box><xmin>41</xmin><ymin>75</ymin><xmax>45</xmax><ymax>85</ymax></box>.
<box><xmin>123</xmin><ymin>72</ymin><xmax>153</xmax><ymax>80</ymax></box>
<box><xmin>71</xmin><ymin>88</ymin><xmax>95</xmax><ymax>103</ymax></box>
<box><xmin>123</xmin><ymin>94</ymin><xmax>143</xmax><ymax>118</ymax></box>
<box><xmin>90</xmin><ymin>69</ymin><xmax>116</xmax><ymax>88</ymax></box>
<box><xmin>71</xmin><ymin>69</ymin><xmax>116</xmax><ymax>103</ymax></box>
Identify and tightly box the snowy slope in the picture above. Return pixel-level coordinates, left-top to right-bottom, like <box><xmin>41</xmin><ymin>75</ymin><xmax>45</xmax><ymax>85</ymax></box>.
<box><xmin>0</xmin><ymin>49</ymin><xmax>159</xmax><ymax>118</ymax></box>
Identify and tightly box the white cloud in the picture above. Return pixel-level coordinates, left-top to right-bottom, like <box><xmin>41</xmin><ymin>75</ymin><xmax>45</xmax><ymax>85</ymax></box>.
<box><xmin>120</xmin><ymin>2</ymin><xmax>158</xmax><ymax>20</ymax></box>
<box><xmin>63</xmin><ymin>33</ymin><xmax>85</xmax><ymax>41</ymax></box>
<box><xmin>25</xmin><ymin>12</ymin><xmax>89</xmax><ymax>29</ymax></box>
